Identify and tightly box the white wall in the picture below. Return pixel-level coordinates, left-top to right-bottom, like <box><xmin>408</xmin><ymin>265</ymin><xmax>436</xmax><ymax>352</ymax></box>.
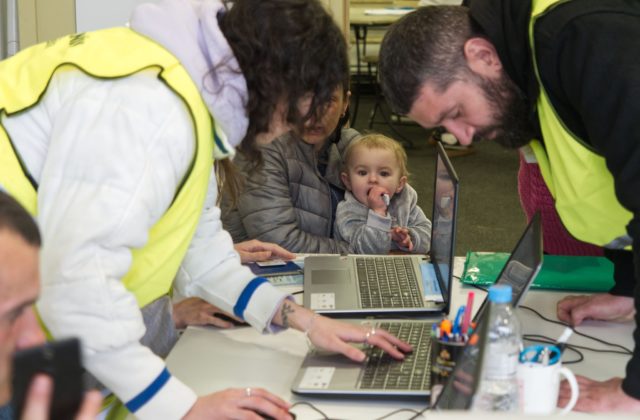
<box><xmin>75</xmin><ymin>0</ymin><xmax>159</xmax><ymax>32</ymax></box>
<box><xmin>76</xmin><ymin>0</ymin><xmax>348</xmax><ymax>34</ymax></box>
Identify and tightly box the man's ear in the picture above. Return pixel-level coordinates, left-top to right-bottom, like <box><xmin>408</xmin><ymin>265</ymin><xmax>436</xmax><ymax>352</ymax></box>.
<box><xmin>341</xmin><ymin>172</ymin><xmax>352</xmax><ymax>190</ymax></box>
<box><xmin>463</xmin><ymin>37</ymin><xmax>502</xmax><ymax>78</ymax></box>
<box><xmin>396</xmin><ymin>176</ymin><xmax>407</xmax><ymax>193</ymax></box>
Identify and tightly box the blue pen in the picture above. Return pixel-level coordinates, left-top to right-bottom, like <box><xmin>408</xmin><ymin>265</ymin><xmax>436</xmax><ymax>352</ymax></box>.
<box><xmin>452</xmin><ymin>305</ymin><xmax>465</xmax><ymax>335</ymax></box>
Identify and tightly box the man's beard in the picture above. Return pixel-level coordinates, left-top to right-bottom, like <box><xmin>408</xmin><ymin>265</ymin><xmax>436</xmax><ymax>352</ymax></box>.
<box><xmin>471</xmin><ymin>72</ymin><xmax>536</xmax><ymax>149</ymax></box>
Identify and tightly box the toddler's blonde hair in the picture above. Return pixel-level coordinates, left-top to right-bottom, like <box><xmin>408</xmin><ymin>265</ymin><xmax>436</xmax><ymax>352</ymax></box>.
<box><xmin>343</xmin><ymin>133</ymin><xmax>409</xmax><ymax>178</ymax></box>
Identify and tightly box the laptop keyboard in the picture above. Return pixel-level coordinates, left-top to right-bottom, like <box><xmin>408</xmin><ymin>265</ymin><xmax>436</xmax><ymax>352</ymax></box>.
<box><xmin>356</xmin><ymin>257</ymin><xmax>424</xmax><ymax>308</ymax></box>
<box><xmin>359</xmin><ymin>322</ymin><xmax>433</xmax><ymax>391</ymax></box>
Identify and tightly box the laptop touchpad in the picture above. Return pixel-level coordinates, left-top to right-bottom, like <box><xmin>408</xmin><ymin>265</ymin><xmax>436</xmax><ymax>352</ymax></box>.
<box><xmin>313</xmin><ymin>270</ymin><xmax>348</xmax><ymax>284</ymax></box>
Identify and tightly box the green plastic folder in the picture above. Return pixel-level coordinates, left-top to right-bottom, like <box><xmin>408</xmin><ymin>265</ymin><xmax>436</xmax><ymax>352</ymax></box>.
<box><xmin>461</xmin><ymin>252</ymin><xmax>614</xmax><ymax>292</ymax></box>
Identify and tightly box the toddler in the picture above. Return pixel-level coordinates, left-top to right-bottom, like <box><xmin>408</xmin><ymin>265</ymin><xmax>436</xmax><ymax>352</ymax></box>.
<box><xmin>335</xmin><ymin>134</ymin><xmax>432</xmax><ymax>254</ymax></box>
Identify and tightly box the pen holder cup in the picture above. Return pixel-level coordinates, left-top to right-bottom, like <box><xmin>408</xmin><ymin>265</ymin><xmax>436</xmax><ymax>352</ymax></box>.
<box><xmin>430</xmin><ymin>339</ymin><xmax>465</xmax><ymax>406</ymax></box>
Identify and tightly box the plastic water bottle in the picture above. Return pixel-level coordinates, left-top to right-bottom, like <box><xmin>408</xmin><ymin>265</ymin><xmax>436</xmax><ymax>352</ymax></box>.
<box><xmin>474</xmin><ymin>284</ymin><xmax>522</xmax><ymax>411</ymax></box>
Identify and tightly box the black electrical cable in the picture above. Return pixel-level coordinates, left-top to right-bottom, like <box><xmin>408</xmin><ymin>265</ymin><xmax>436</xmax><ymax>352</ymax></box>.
<box><xmin>522</xmin><ymin>333</ymin><xmax>585</xmax><ymax>364</ymax></box>
<box><xmin>373</xmin><ymin>407</ymin><xmax>425</xmax><ymax>420</ymax></box>
<box><xmin>289</xmin><ymin>400</ymin><xmax>429</xmax><ymax>420</ymax></box>
<box><xmin>519</xmin><ymin>305</ymin><xmax>633</xmax><ymax>355</ymax></box>
<box><xmin>289</xmin><ymin>401</ymin><xmax>330</xmax><ymax>419</ymax></box>
<box><xmin>405</xmin><ymin>405</ymin><xmax>430</xmax><ymax>420</ymax></box>
<box><xmin>465</xmin><ymin>283</ymin><xmax>632</xmax><ymax>355</ymax></box>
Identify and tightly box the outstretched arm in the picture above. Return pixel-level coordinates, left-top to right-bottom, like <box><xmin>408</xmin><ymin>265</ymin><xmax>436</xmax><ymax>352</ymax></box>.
<box><xmin>272</xmin><ymin>300</ymin><xmax>412</xmax><ymax>361</ymax></box>
<box><xmin>556</xmin><ymin>293</ymin><xmax>635</xmax><ymax>326</ymax></box>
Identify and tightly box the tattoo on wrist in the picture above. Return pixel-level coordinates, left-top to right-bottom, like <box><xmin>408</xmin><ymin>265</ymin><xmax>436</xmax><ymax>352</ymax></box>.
<box><xmin>280</xmin><ymin>301</ymin><xmax>295</xmax><ymax>328</ymax></box>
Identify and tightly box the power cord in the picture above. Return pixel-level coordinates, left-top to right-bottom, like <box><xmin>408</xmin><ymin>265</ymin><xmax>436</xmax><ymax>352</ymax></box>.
<box><xmin>522</xmin><ymin>333</ymin><xmax>585</xmax><ymax>364</ymax></box>
<box><xmin>465</xmin><ymin>282</ymin><xmax>632</xmax><ymax>356</ymax></box>
<box><xmin>519</xmin><ymin>305</ymin><xmax>633</xmax><ymax>356</ymax></box>
<box><xmin>289</xmin><ymin>401</ymin><xmax>330</xmax><ymax>419</ymax></box>
<box><xmin>289</xmin><ymin>400</ymin><xmax>429</xmax><ymax>420</ymax></box>
<box><xmin>405</xmin><ymin>405</ymin><xmax>430</xmax><ymax>420</ymax></box>
<box><xmin>374</xmin><ymin>407</ymin><xmax>426</xmax><ymax>420</ymax></box>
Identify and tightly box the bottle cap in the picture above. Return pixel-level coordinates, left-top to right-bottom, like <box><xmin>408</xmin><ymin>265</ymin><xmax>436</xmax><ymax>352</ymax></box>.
<box><xmin>488</xmin><ymin>284</ymin><xmax>512</xmax><ymax>304</ymax></box>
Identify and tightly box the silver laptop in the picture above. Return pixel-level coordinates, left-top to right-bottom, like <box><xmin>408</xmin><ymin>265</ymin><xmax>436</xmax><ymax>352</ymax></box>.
<box><xmin>291</xmin><ymin>213</ymin><xmax>542</xmax><ymax>398</ymax></box>
<box><xmin>303</xmin><ymin>142</ymin><xmax>459</xmax><ymax>316</ymax></box>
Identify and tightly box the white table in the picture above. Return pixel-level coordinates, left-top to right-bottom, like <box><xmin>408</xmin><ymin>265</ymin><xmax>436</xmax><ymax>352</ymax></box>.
<box><xmin>166</xmin><ymin>257</ymin><xmax>635</xmax><ymax>419</ymax></box>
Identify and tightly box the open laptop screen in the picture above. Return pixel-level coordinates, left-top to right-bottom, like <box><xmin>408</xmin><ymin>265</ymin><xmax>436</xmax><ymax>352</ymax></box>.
<box><xmin>430</xmin><ymin>142</ymin><xmax>460</xmax><ymax>314</ymax></box>
<box><xmin>473</xmin><ymin>212</ymin><xmax>542</xmax><ymax>322</ymax></box>
<box><xmin>434</xmin><ymin>212</ymin><xmax>542</xmax><ymax>410</ymax></box>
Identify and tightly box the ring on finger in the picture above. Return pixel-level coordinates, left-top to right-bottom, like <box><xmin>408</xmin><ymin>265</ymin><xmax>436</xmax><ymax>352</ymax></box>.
<box><xmin>364</xmin><ymin>327</ymin><xmax>376</xmax><ymax>344</ymax></box>
<box><xmin>245</xmin><ymin>387</ymin><xmax>252</xmax><ymax>397</ymax></box>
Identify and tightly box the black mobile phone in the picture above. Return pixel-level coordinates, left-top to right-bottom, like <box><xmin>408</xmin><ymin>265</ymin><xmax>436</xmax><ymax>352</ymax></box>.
<box><xmin>11</xmin><ymin>338</ymin><xmax>85</xmax><ymax>420</ymax></box>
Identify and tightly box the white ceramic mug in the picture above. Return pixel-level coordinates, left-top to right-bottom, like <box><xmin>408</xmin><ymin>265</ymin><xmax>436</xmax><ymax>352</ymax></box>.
<box><xmin>517</xmin><ymin>361</ymin><xmax>579</xmax><ymax>415</ymax></box>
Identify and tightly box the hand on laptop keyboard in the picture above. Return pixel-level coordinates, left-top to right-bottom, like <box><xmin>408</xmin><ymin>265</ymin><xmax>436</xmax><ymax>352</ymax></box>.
<box><xmin>307</xmin><ymin>314</ymin><xmax>414</xmax><ymax>362</ymax></box>
<box><xmin>274</xmin><ymin>301</ymin><xmax>413</xmax><ymax>362</ymax></box>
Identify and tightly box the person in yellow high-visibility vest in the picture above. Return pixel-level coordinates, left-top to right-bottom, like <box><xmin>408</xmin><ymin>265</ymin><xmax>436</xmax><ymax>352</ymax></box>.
<box><xmin>378</xmin><ymin>0</ymin><xmax>640</xmax><ymax>414</ymax></box>
<box><xmin>0</xmin><ymin>0</ymin><xmax>413</xmax><ymax>419</ymax></box>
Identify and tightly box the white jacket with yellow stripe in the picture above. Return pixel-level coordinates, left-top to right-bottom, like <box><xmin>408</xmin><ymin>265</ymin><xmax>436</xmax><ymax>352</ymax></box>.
<box><xmin>2</xmin><ymin>66</ymin><xmax>289</xmax><ymax>419</ymax></box>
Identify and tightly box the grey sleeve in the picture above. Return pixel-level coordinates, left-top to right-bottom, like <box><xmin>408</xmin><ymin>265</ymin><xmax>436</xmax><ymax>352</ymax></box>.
<box><xmin>335</xmin><ymin>195</ymin><xmax>393</xmax><ymax>254</ymax></box>
<box><xmin>406</xmin><ymin>204</ymin><xmax>432</xmax><ymax>254</ymax></box>
<box><xmin>239</xmin><ymin>147</ymin><xmax>349</xmax><ymax>253</ymax></box>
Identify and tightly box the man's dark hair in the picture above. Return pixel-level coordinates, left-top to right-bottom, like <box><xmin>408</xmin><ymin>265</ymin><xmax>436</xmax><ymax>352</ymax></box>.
<box><xmin>0</xmin><ymin>191</ymin><xmax>41</xmax><ymax>247</ymax></box>
<box><xmin>219</xmin><ymin>0</ymin><xmax>349</xmax><ymax>163</ymax></box>
<box><xmin>379</xmin><ymin>6</ymin><xmax>481</xmax><ymax>115</ymax></box>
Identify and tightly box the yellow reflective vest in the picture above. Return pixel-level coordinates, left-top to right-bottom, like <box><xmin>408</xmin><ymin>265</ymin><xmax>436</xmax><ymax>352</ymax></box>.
<box><xmin>528</xmin><ymin>0</ymin><xmax>633</xmax><ymax>249</ymax></box>
<box><xmin>0</xmin><ymin>28</ymin><xmax>221</xmax><ymax>307</ymax></box>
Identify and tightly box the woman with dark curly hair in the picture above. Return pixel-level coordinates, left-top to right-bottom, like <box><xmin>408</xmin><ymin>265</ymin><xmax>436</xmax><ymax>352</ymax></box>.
<box><xmin>0</xmin><ymin>0</ymin><xmax>411</xmax><ymax>419</ymax></box>
<box><xmin>218</xmin><ymin>12</ymin><xmax>357</xmax><ymax>253</ymax></box>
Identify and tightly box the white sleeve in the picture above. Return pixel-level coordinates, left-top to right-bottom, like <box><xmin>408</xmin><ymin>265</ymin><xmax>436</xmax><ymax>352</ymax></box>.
<box><xmin>27</xmin><ymin>71</ymin><xmax>197</xmax><ymax>419</ymax></box>
<box><xmin>174</xmin><ymin>170</ymin><xmax>290</xmax><ymax>333</ymax></box>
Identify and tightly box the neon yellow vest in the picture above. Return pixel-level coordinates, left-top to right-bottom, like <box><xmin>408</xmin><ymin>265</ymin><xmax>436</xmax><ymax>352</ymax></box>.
<box><xmin>0</xmin><ymin>28</ymin><xmax>226</xmax><ymax>307</ymax></box>
<box><xmin>528</xmin><ymin>0</ymin><xmax>633</xmax><ymax>249</ymax></box>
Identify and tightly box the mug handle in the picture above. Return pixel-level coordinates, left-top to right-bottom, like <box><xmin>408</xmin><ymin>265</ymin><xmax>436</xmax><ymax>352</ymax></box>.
<box><xmin>558</xmin><ymin>367</ymin><xmax>579</xmax><ymax>415</ymax></box>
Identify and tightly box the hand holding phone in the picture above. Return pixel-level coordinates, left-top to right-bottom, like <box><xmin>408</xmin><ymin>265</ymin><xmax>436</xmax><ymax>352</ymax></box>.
<box><xmin>11</xmin><ymin>338</ymin><xmax>85</xmax><ymax>420</ymax></box>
